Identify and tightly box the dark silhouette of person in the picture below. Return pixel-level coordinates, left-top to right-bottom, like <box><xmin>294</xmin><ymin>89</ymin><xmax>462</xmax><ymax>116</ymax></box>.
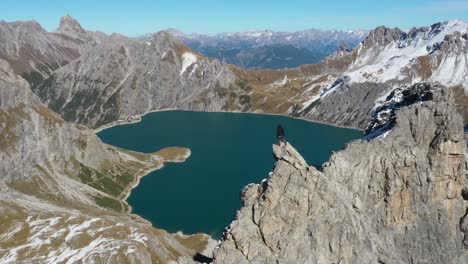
<box><xmin>277</xmin><ymin>124</ymin><xmax>285</xmax><ymax>143</ymax></box>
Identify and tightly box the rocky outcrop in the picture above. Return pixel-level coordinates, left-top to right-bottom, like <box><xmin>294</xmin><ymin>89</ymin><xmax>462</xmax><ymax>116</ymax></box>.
<box><xmin>2</xmin><ymin>14</ymin><xmax>468</xmax><ymax>263</ymax></box>
<box><xmin>0</xmin><ymin>15</ymin><xmax>106</xmax><ymax>91</ymax></box>
<box><xmin>298</xmin><ymin>19</ymin><xmax>468</xmax><ymax>129</ymax></box>
<box><xmin>302</xmin><ymin>82</ymin><xmax>392</xmax><ymax>128</ymax></box>
<box><xmin>33</xmin><ymin>31</ymin><xmax>248</xmax><ymax>128</ymax></box>
<box><xmin>0</xmin><ymin>19</ymin><xmax>77</xmax><ymax>78</ymax></box>
<box><xmin>362</xmin><ymin>26</ymin><xmax>406</xmax><ymax>47</ymax></box>
<box><xmin>0</xmin><ymin>58</ymin><xmax>212</xmax><ymax>263</ymax></box>
<box><xmin>365</xmin><ymin>82</ymin><xmax>435</xmax><ymax>137</ymax></box>
<box><xmin>15</xmin><ymin>17</ymin><xmax>468</xmax><ymax>131</ymax></box>
<box><xmin>213</xmin><ymin>84</ymin><xmax>468</xmax><ymax>263</ymax></box>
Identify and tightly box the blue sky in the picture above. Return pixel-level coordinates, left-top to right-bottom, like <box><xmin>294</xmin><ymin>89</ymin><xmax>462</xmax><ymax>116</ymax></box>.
<box><xmin>2</xmin><ymin>0</ymin><xmax>468</xmax><ymax>36</ymax></box>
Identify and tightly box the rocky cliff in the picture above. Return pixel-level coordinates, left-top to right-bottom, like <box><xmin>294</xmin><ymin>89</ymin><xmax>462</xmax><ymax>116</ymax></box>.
<box><xmin>2</xmin><ymin>15</ymin><xmax>468</xmax><ymax>263</ymax></box>
<box><xmin>300</xmin><ymin>19</ymin><xmax>468</xmax><ymax>129</ymax></box>
<box><xmin>0</xmin><ymin>15</ymin><xmax>105</xmax><ymax>90</ymax></box>
<box><xmin>33</xmin><ymin>30</ymin><xmax>246</xmax><ymax>128</ymax></box>
<box><xmin>212</xmin><ymin>84</ymin><xmax>468</xmax><ymax>263</ymax></box>
<box><xmin>14</xmin><ymin>17</ymin><xmax>468</xmax><ymax>131</ymax></box>
<box><xmin>0</xmin><ymin>58</ymin><xmax>213</xmax><ymax>263</ymax></box>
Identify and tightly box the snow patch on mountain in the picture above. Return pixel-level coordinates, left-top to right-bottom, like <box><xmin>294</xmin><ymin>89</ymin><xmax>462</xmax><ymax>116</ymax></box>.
<box><xmin>345</xmin><ymin>19</ymin><xmax>468</xmax><ymax>86</ymax></box>
<box><xmin>299</xmin><ymin>95</ymin><xmax>320</xmax><ymax>112</ymax></box>
<box><xmin>0</xmin><ymin>214</ymin><xmax>161</xmax><ymax>263</ymax></box>
<box><xmin>429</xmin><ymin>53</ymin><xmax>468</xmax><ymax>87</ymax></box>
<box><xmin>270</xmin><ymin>75</ymin><xmax>289</xmax><ymax>88</ymax></box>
<box><xmin>365</xmin><ymin>83</ymin><xmax>435</xmax><ymax>138</ymax></box>
<box><xmin>179</xmin><ymin>52</ymin><xmax>197</xmax><ymax>76</ymax></box>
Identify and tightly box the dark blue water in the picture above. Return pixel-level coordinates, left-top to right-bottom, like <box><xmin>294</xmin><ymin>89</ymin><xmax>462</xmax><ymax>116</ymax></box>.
<box><xmin>97</xmin><ymin>111</ymin><xmax>362</xmax><ymax>238</ymax></box>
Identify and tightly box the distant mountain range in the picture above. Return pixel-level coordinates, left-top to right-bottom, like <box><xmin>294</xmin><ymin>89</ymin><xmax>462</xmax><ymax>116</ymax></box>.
<box><xmin>141</xmin><ymin>28</ymin><xmax>369</xmax><ymax>69</ymax></box>
<box><xmin>4</xmin><ymin>15</ymin><xmax>467</xmax><ymax>130</ymax></box>
<box><xmin>3</xmin><ymin>15</ymin><xmax>467</xmax><ymax>130</ymax></box>
<box><xmin>2</xmin><ymin>14</ymin><xmax>468</xmax><ymax>263</ymax></box>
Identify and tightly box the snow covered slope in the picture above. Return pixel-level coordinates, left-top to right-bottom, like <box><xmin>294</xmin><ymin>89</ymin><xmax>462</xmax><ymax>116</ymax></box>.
<box><xmin>342</xmin><ymin>19</ymin><xmax>468</xmax><ymax>87</ymax></box>
<box><xmin>299</xmin><ymin>19</ymin><xmax>468</xmax><ymax>128</ymax></box>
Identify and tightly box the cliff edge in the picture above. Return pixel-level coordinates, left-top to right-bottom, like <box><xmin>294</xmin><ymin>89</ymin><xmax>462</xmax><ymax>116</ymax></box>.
<box><xmin>213</xmin><ymin>84</ymin><xmax>468</xmax><ymax>263</ymax></box>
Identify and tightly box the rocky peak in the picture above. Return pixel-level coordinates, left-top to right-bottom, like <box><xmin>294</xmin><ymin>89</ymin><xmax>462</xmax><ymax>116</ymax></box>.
<box><xmin>365</xmin><ymin>83</ymin><xmax>436</xmax><ymax>137</ymax></box>
<box><xmin>362</xmin><ymin>26</ymin><xmax>405</xmax><ymax>47</ymax></box>
<box><xmin>152</xmin><ymin>30</ymin><xmax>175</xmax><ymax>43</ymax></box>
<box><xmin>0</xmin><ymin>57</ymin><xmax>212</xmax><ymax>263</ymax></box>
<box><xmin>142</xmin><ymin>30</ymin><xmax>188</xmax><ymax>53</ymax></box>
<box><xmin>154</xmin><ymin>30</ymin><xmax>188</xmax><ymax>46</ymax></box>
<box><xmin>338</xmin><ymin>42</ymin><xmax>351</xmax><ymax>52</ymax></box>
<box><xmin>404</xmin><ymin>19</ymin><xmax>468</xmax><ymax>48</ymax></box>
<box><xmin>55</xmin><ymin>14</ymin><xmax>99</xmax><ymax>44</ymax></box>
<box><xmin>165</xmin><ymin>28</ymin><xmax>186</xmax><ymax>37</ymax></box>
<box><xmin>57</xmin><ymin>14</ymin><xmax>86</xmax><ymax>35</ymax></box>
<box><xmin>438</xmin><ymin>19</ymin><xmax>468</xmax><ymax>32</ymax></box>
<box><xmin>428</xmin><ymin>31</ymin><xmax>468</xmax><ymax>54</ymax></box>
<box><xmin>33</xmin><ymin>25</ymin><xmax>239</xmax><ymax>128</ymax></box>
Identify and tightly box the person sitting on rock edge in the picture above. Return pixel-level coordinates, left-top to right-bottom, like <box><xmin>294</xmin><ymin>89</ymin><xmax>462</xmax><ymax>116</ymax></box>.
<box><xmin>277</xmin><ymin>124</ymin><xmax>285</xmax><ymax>145</ymax></box>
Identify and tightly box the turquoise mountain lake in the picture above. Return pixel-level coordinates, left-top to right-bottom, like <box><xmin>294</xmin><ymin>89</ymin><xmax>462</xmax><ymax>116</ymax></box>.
<box><xmin>97</xmin><ymin>111</ymin><xmax>362</xmax><ymax>238</ymax></box>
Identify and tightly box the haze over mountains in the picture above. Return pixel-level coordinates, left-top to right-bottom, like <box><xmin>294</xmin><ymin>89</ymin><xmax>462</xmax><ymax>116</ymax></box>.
<box><xmin>142</xmin><ymin>28</ymin><xmax>368</xmax><ymax>69</ymax></box>
<box><xmin>1</xmin><ymin>13</ymin><xmax>468</xmax><ymax>263</ymax></box>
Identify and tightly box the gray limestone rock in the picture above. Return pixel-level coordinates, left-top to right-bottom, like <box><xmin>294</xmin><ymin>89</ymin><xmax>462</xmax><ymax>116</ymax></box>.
<box><xmin>0</xmin><ymin>58</ymin><xmax>210</xmax><ymax>263</ymax></box>
<box><xmin>33</xmin><ymin>31</ymin><xmax>243</xmax><ymax>128</ymax></box>
<box><xmin>214</xmin><ymin>84</ymin><xmax>468</xmax><ymax>264</ymax></box>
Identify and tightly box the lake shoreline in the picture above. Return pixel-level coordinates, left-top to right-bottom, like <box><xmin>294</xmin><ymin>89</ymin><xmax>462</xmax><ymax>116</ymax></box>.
<box><xmin>98</xmin><ymin>110</ymin><xmax>363</xmax><ymax>238</ymax></box>
<box><xmin>93</xmin><ymin>109</ymin><xmax>178</xmax><ymax>133</ymax></box>
<box><xmin>121</xmin><ymin>148</ymin><xmax>191</xmax><ymax>214</ymax></box>
<box><xmin>94</xmin><ymin>109</ymin><xmax>364</xmax><ymax>134</ymax></box>
<box><xmin>121</xmin><ymin>162</ymin><xmax>163</xmax><ymax>214</ymax></box>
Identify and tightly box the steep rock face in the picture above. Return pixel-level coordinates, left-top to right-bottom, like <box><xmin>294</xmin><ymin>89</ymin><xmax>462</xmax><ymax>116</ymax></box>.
<box><xmin>33</xmin><ymin>31</ymin><xmax>246</xmax><ymax>128</ymax></box>
<box><xmin>226</xmin><ymin>20</ymin><xmax>468</xmax><ymax>130</ymax></box>
<box><xmin>57</xmin><ymin>14</ymin><xmax>86</xmax><ymax>35</ymax></box>
<box><xmin>22</xmin><ymin>18</ymin><xmax>468</xmax><ymax>130</ymax></box>
<box><xmin>337</xmin><ymin>19</ymin><xmax>468</xmax><ymax>86</ymax></box>
<box><xmin>214</xmin><ymin>84</ymin><xmax>468</xmax><ymax>263</ymax></box>
<box><xmin>0</xmin><ymin>15</ymin><xmax>105</xmax><ymax>90</ymax></box>
<box><xmin>361</xmin><ymin>26</ymin><xmax>406</xmax><ymax>47</ymax></box>
<box><xmin>0</xmin><ymin>58</ymin><xmax>151</xmax><ymax>209</ymax></box>
<box><xmin>298</xmin><ymin>19</ymin><xmax>468</xmax><ymax>128</ymax></box>
<box><xmin>427</xmin><ymin>31</ymin><xmax>468</xmax><ymax>87</ymax></box>
<box><xmin>0</xmin><ymin>59</ymin><xmax>211</xmax><ymax>263</ymax></box>
<box><xmin>300</xmin><ymin>82</ymin><xmax>392</xmax><ymax>128</ymax></box>
<box><xmin>365</xmin><ymin>83</ymin><xmax>436</xmax><ymax>136</ymax></box>
<box><xmin>0</xmin><ymin>20</ymin><xmax>78</xmax><ymax>78</ymax></box>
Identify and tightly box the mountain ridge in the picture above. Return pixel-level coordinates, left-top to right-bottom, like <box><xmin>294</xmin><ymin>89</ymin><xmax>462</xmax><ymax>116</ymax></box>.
<box><xmin>8</xmin><ymin>15</ymin><xmax>467</xmax><ymax>131</ymax></box>
<box><xmin>0</xmin><ymin>56</ymin><xmax>215</xmax><ymax>263</ymax></box>
<box><xmin>293</xmin><ymin>19</ymin><xmax>468</xmax><ymax>129</ymax></box>
<box><xmin>1</xmin><ymin>14</ymin><xmax>468</xmax><ymax>263</ymax></box>
<box><xmin>149</xmin><ymin>27</ymin><xmax>369</xmax><ymax>69</ymax></box>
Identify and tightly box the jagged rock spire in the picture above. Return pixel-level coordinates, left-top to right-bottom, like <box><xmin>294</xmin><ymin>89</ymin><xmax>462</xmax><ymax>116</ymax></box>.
<box><xmin>57</xmin><ymin>14</ymin><xmax>86</xmax><ymax>34</ymax></box>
